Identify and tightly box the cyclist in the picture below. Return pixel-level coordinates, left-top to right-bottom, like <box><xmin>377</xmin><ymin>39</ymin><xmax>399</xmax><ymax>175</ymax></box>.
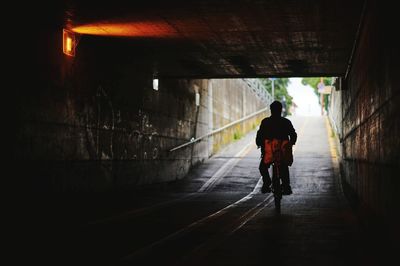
<box><xmin>256</xmin><ymin>100</ymin><xmax>297</xmax><ymax>195</ymax></box>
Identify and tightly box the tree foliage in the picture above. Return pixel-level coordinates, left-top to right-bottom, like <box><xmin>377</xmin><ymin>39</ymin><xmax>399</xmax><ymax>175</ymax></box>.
<box><xmin>301</xmin><ymin>77</ymin><xmax>334</xmax><ymax>112</ymax></box>
<box><xmin>301</xmin><ymin>77</ymin><xmax>333</xmax><ymax>95</ymax></box>
<box><xmin>259</xmin><ymin>78</ymin><xmax>293</xmax><ymax>116</ymax></box>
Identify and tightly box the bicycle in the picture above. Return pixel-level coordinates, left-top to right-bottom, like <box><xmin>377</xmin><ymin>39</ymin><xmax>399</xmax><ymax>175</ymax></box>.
<box><xmin>271</xmin><ymin>155</ymin><xmax>283</xmax><ymax>214</ymax></box>
<box><xmin>264</xmin><ymin>139</ymin><xmax>292</xmax><ymax>214</ymax></box>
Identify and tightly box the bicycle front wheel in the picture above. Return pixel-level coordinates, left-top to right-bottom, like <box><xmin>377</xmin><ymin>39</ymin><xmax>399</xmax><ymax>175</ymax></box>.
<box><xmin>272</xmin><ymin>164</ymin><xmax>282</xmax><ymax>213</ymax></box>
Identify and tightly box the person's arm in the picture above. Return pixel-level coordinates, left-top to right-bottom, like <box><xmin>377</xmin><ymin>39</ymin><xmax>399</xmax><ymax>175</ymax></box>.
<box><xmin>288</xmin><ymin>121</ymin><xmax>297</xmax><ymax>145</ymax></box>
<box><xmin>256</xmin><ymin>120</ymin><xmax>266</xmax><ymax>147</ymax></box>
<box><xmin>256</xmin><ymin>127</ymin><xmax>263</xmax><ymax>147</ymax></box>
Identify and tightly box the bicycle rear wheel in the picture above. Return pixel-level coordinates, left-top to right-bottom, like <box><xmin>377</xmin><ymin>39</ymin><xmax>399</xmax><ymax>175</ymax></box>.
<box><xmin>272</xmin><ymin>164</ymin><xmax>282</xmax><ymax>214</ymax></box>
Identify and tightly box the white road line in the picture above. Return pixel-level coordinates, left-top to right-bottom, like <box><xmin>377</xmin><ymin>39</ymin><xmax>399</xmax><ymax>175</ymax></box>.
<box><xmin>198</xmin><ymin>141</ymin><xmax>255</xmax><ymax>192</ymax></box>
<box><xmin>251</xmin><ymin>176</ymin><xmax>263</xmax><ymax>194</ymax></box>
<box><xmin>229</xmin><ymin>195</ymin><xmax>274</xmax><ymax>234</ymax></box>
<box><xmin>121</xmin><ymin>178</ymin><xmax>269</xmax><ymax>262</ymax></box>
<box><xmin>88</xmin><ymin>139</ymin><xmax>257</xmax><ymax>225</ymax></box>
<box><xmin>174</xmin><ymin>194</ymin><xmax>274</xmax><ymax>265</ymax></box>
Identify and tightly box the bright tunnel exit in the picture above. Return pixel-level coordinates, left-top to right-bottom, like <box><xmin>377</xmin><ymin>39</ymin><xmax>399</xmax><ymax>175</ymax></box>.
<box><xmin>287</xmin><ymin>78</ymin><xmax>328</xmax><ymax>116</ymax></box>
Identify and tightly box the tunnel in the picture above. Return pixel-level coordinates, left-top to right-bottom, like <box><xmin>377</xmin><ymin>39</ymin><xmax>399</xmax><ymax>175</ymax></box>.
<box><xmin>16</xmin><ymin>0</ymin><xmax>399</xmax><ymax>265</ymax></box>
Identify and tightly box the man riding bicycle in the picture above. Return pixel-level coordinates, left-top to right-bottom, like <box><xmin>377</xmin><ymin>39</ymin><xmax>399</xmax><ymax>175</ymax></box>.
<box><xmin>256</xmin><ymin>101</ymin><xmax>297</xmax><ymax>195</ymax></box>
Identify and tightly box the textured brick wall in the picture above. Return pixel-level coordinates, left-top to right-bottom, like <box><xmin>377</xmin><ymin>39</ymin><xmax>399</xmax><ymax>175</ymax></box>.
<box><xmin>341</xmin><ymin>0</ymin><xmax>399</xmax><ymax>227</ymax></box>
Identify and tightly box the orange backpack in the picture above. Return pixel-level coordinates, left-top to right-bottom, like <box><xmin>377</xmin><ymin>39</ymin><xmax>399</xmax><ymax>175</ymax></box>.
<box><xmin>263</xmin><ymin>139</ymin><xmax>293</xmax><ymax>166</ymax></box>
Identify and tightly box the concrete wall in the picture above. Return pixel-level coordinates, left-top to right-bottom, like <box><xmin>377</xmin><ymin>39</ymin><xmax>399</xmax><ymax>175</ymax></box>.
<box><xmin>328</xmin><ymin>80</ymin><xmax>342</xmax><ymax>138</ymax></box>
<box><xmin>210</xmin><ymin>79</ymin><xmax>268</xmax><ymax>154</ymax></box>
<box><xmin>16</xmin><ymin>24</ymin><xmax>268</xmax><ymax>194</ymax></box>
<box><xmin>327</xmin><ymin>79</ymin><xmax>343</xmax><ymax>157</ymax></box>
<box><xmin>17</xmin><ymin>47</ymin><xmax>209</xmax><ymax>192</ymax></box>
<box><xmin>340</xmin><ymin>0</ymin><xmax>399</xmax><ymax>229</ymax></box>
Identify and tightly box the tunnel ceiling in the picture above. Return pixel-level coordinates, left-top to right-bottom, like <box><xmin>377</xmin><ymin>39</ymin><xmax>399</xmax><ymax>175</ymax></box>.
<box><xmin>67</xmin><ymin>0</ymin><xmax>365</xmax><ymax>78</ymax></box>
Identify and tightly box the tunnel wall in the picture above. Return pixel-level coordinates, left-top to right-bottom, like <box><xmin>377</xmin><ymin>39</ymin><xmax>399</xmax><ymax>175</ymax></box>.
<box><xmin>18</xmin><ymin>44</ymin><xmax>210</xmax><ymax>192</ymax></box>
<box><xmin>17</xmin><ymin>26</ymin><xmax>268</xmax><ymax>193</ymax></box>
<box><xmin>328</xmin><ymin>82</ymin><xmax>342</xmax><ymax>138</ymax></box>
<box><xmin>327</xmin><ymin>80</ymin><xmax>343</xmax><ymax>157</ymax></box>
<box><xmin>209</xmin><ymin>79</ymin><xmax>268</xmax><ymax>154</ymax></box>
<box><xmin>341</xmin><ymin>0</ymin><xmax>399</xmax><ymax>229</ymax></box>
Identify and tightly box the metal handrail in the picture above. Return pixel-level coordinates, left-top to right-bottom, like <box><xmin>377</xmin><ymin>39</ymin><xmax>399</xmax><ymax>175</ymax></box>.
<box><xmin>169</xmin><ymin>107</ymin><xmax>268</xmax><ymax>152</ymax></box>
<box><xmin>242</xmin><ymin>78</ymin><xmax>273</xmax><ymax>104</ymax></box>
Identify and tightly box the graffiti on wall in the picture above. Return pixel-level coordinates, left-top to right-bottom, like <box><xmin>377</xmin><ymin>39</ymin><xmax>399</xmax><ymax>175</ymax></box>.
<box><xmin>84</xmin><ymin>86</ymin><xmax>159</xmax><ymax>161</ymax></box>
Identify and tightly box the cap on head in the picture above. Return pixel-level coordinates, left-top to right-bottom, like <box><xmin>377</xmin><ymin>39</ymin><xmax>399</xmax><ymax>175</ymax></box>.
<box><xmin>270</xmin><ymin>100</ymin><xmax>282</xmax><ymax>116</ymax></box>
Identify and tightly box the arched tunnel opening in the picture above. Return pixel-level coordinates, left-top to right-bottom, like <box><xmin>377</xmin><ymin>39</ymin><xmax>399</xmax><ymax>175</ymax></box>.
<box><xmin>16</xmin><ymin>0</ymin><xmax>398</xmax><ymax>265</ymax></box>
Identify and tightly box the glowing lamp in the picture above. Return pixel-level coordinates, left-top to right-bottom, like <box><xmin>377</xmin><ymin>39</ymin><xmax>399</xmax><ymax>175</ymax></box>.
<box><xmin>63</xmin><ymin>29</ymin><xmax>76</xmax><ymax>56</ymax></box>
<box><xmin>153</xmin><ymin>79</ymin><xmax>159</xmax><ymax>91</ymax></box>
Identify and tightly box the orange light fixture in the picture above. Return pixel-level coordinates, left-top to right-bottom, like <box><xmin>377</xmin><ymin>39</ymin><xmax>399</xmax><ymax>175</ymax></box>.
<box><xmin>63</xmin><ymin>29</ymin><xmax>76</xmax><ymax>56</ymax></box>
<box><xmin>72</xmin><ymin>22</ymin><xmax>178</xmax><ymax>38</ymax></box>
